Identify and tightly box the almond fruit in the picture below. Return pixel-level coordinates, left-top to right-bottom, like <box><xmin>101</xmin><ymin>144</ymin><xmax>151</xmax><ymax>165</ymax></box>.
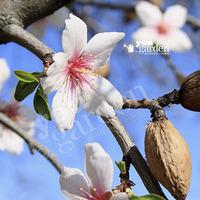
<box><xmin>179</xmin><ymin>70</ymin><xmax>200</xmax><ymax>111</ymax></box>
<box><xmin>145</xmin><ymin>117</ymin><xmax>191</xmax><ymax>200</ymax></box>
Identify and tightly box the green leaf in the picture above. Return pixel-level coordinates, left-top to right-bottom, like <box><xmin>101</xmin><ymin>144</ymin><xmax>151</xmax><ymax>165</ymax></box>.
<box><xmin>14</xmin><ymin>81</ymin><xmax>39</xmax><ymax>102</ymax></box>
<box><xmin>34</xmin><ymin>86</ymin><xmax>51</xmax><ymax>120</ymax></box>
<box><xmin>15</xmin><ymin>70</ymin><xmax>39</xmax><ymax>83</ymax></box>
<box><xmin>129</xmin><ymin>194</ymin><xmax>165</xmax><ymax>200</ymax></box>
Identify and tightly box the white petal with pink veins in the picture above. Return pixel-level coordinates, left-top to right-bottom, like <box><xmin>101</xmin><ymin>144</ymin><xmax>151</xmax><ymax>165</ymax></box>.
<box><xmin>136</xmin><ymin>1</ymin><xmax>162</xmax><ymax>26</ymax></box>
<box><xmin>91</xmin><ymin>75</ymin><xmax>123</xmax><ymax>109</ymax></box>
<box><xmin>78</xmin><ymin>81</ymin><xmax>115</xmax><ymax>118</ymax></box>
<box><xmin>41</xmin><ymin>72</ymin><xmax>65</xmax><ymax>94</ymax></box>
<box><xmin>62</xmin><ymin>14</ymin><xmax>87</xmax><ymax>58</ymax></box>
<box><xmin>52</xmin><ymin>80</ymin><xmax>78</xmax><ymax>131</ymax></box>
<box><xmin>164</xmin><ymin>5</ymin><xmax>187</xmax><ymax>28</ymax></box>
<box><xmin>83</xmin><ymin>32</ymin><xmax>125</xmax><ymax>69</ymax></box>
<box><xmin>0</xmin><ymin>58</ymin><xmax>10</xmax><ymax>91</ymax></box>
<box><xmin>133</xmin><ymin>27</ymin><xmax>157</xmax><ymax>42</ymax></box>
<box><xmin>166</xmin><ymin>30</ymin><xmax>192</xmax><ymax>52</ymax></box>
<box><xmin>60</xmin><ymin>167</ymin><xmax>90</xmax><ymax>199</ymax></box>
<box><xmin>111</xmin><ymin>193</ymin><xmax>129</xmax><ymax>200</ymax></box>
<box><xmin>85</xmin><ymin>143</ymin><xmax>113</xmax><ymax>196</ymax></box>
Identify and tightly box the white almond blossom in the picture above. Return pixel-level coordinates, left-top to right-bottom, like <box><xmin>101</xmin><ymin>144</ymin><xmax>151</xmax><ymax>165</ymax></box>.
<box><xmin>132</xmin><ymin>1</ymin><xmax>192</xmax><ymax>52</ymax></box>
<box><xmin>60</xmin><ymin>143</ymin><xmax>129</xmax><ymax>200</ymax></box>
<box><xmin>0</xmin><ymin>58</ymin><xmax>10</xmax><ymax>91</ymax></box>
<box><xmin>41</xmin><ymin>14</ymin><xmax>125</xmax><ymax>131</ymax></box>
<box><xmin>0</xmin><ymin>102</ymin><xmax>35</xmax><ymax>154</ymax></box>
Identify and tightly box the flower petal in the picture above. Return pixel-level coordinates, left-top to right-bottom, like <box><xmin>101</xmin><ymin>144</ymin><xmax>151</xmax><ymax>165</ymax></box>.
<box><xmin>41</xmin><ymin>52</ymin><xmax>68</xmax><ymax>94</ymax></box>
<box><xmin>78</xmin><ymin>76</ymin><xmax>115</xmax><ymax>118</ymax></box>
<box><xmin>83</xmin><ymin>32</ymin><xmax>125</xmax><ymax>69</ymax></box>
<box><xmin>46</xmin><ymin>52</ymin><xmax>68</xmax><ymax>76</ymax></box>
<box><xmin>164</xmin><ymin>30</ymin><xmax>192</xmax><ymax>52</ymax></box>
<box><xmin>41</xmin><ymin>73</ymin><xmax>65</xmax><ymax>94</ymax></box>
<box><xmin>91</xmin><ymin>76</ymin><xmax>123</xmax><ymax>109</ymax></box>
<box><xmin>60</xmin><ymin>167</ymin><xmax>90</xmax><ymax>199</ymax></box>
<box><xmin>135</xmin><ymin>1</ymin><xmax>162</xmax><ymax>26</ymax></box>
<box><xmin>52</xmin><ymin>79</ymin><xmax>78</xmax><ymax>131</ymax></box>
<box><xmin>85</xmin><ymin>143</ymin><xmax>113</xmax><ymax>195</ymax></box>
<box><xmin>62</xmin><ymin>14</ymin><xmax>87</xmax><ymax>58</ymax></box>
<box><xmin>132</xmin><ymin>27</ymin><xmax>157</xmax><ymax>42</ymax></box>
<box><xmin>0</xmin><ymin>125</ymin><xmax>24</xmax><ymax>155</ymax></box>
<box><xmin>0</xmin><ymin>58</ymin><xmax>10</xmax><ymax>91</ymax></box>
<box><xmin>164</xmin><ymin>5</ymin><xmax>187</xmax><ymax>28</ymax></box>
<box><xmin>111</xmin><ymin>193</ymin><xmax>129</xmax><ymax>200</ymax></box>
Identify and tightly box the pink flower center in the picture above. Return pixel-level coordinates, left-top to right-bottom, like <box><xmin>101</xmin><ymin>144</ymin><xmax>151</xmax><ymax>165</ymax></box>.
<box><xmin>65</xmin><ymin>54</ymin><xmax>96</xmax><ymax>89</ymax></box>
<box><xmin>156</xmin><ymin>23</ymin><xmax>169</xmax><ymax>35</ymax></box>
<box><xmin>80</xmin><ymin>187</ymin><xmax>111</xmax><ymax>200</ymax></box>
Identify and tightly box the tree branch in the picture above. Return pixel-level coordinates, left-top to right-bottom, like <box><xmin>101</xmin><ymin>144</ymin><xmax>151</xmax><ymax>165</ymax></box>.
<box><xmin>123</xmin><ymin>89</ymin><xmax>180</xmax><ymax>110</ymax></box>
<box><xmin>102</xmin><ymin>116</ymin><xmax>167</xmax><ymax>199</ymax></box>
<box><xmin>2</xmin><ymin>24</ymin><xmax>54</xmax><ymax>60</ymax></box>
<box><xmin>0</xmin><ymin>0</ymin><xmax>66</xmax><ymax>30</ymax></box>
<box><xmin>0</xmin><ymin>113</ymin><xmax>63</xmax><ymax>174</ymax></box>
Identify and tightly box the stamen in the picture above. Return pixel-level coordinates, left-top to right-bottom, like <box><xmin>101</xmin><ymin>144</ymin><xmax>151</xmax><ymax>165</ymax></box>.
<box><xmin>90</xmin><ymin>188</ymin><xmax>102</xmax><ymax>200</ymax></box>
<box><xmin>64</xmin><ymin>53</ymin><xmax>97</xmax><ymax>90</ymax></box>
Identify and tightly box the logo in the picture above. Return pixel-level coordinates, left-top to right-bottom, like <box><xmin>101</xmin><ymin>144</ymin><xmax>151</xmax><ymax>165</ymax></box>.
<box><xmin>124</xmin><ymin>41</ymin><xmax>169</xmax><ymax>55</ymax></box>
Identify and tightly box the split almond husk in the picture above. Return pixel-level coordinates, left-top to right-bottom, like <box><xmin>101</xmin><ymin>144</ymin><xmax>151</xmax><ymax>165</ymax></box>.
<box><xmin>145</xmin><ymin>117</ymin><xmax>191</xmax><ymax>200</ymax></box>
<box><xmin>179</xmin><ymin>70</ymin><xmax>200</xmax><ymax>111</ymax></box>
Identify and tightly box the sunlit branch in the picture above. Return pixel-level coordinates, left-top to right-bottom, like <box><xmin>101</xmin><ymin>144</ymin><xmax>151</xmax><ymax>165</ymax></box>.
<box><xmin>2</xmin><ymin>24</ymin><xmax>54</xmax><ymax>61</ymax></box>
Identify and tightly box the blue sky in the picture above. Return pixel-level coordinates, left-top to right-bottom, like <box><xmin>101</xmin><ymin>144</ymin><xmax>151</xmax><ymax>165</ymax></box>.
<box><xmin>0</xmin><ymin>0</ymin><xmax>200</xmax><ymax>199</ymax></box>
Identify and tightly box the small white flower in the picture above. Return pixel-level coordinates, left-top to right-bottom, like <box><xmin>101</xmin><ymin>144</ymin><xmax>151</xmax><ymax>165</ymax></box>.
<box><xmin>60</xmin><ymin>143</ymin><xmax>129</xmax><ymax>200</ymax></box>
<box><xmin>133</xmin><ymin>1</ymin><xmax>192</xmax><ymax>52</ymax></box>
<box><xmin>0</xmin><ymin>102</ymin><xmax>35</xmax><ymax>154</ymax></box>
<box><xmin>41</xmin><ymin>14</ymin><xmax>125</xmax><ymax>131</ymax></box>
<box><xmin>0</xmin><ymin>58</ymin><xmax>10</xmax><ymax>91</ymax></box>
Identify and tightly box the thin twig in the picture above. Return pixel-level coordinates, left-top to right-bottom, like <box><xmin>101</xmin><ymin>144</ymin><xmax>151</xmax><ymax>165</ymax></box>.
<box><xmin>0</xmin><ymin>113</ymin><xmax>63</xmax><ymax>174</ymax></box>
<box><xmin>123</xmin><ymin>89</ymin><xmax>180</xmax><ymax>110</ymax></box>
